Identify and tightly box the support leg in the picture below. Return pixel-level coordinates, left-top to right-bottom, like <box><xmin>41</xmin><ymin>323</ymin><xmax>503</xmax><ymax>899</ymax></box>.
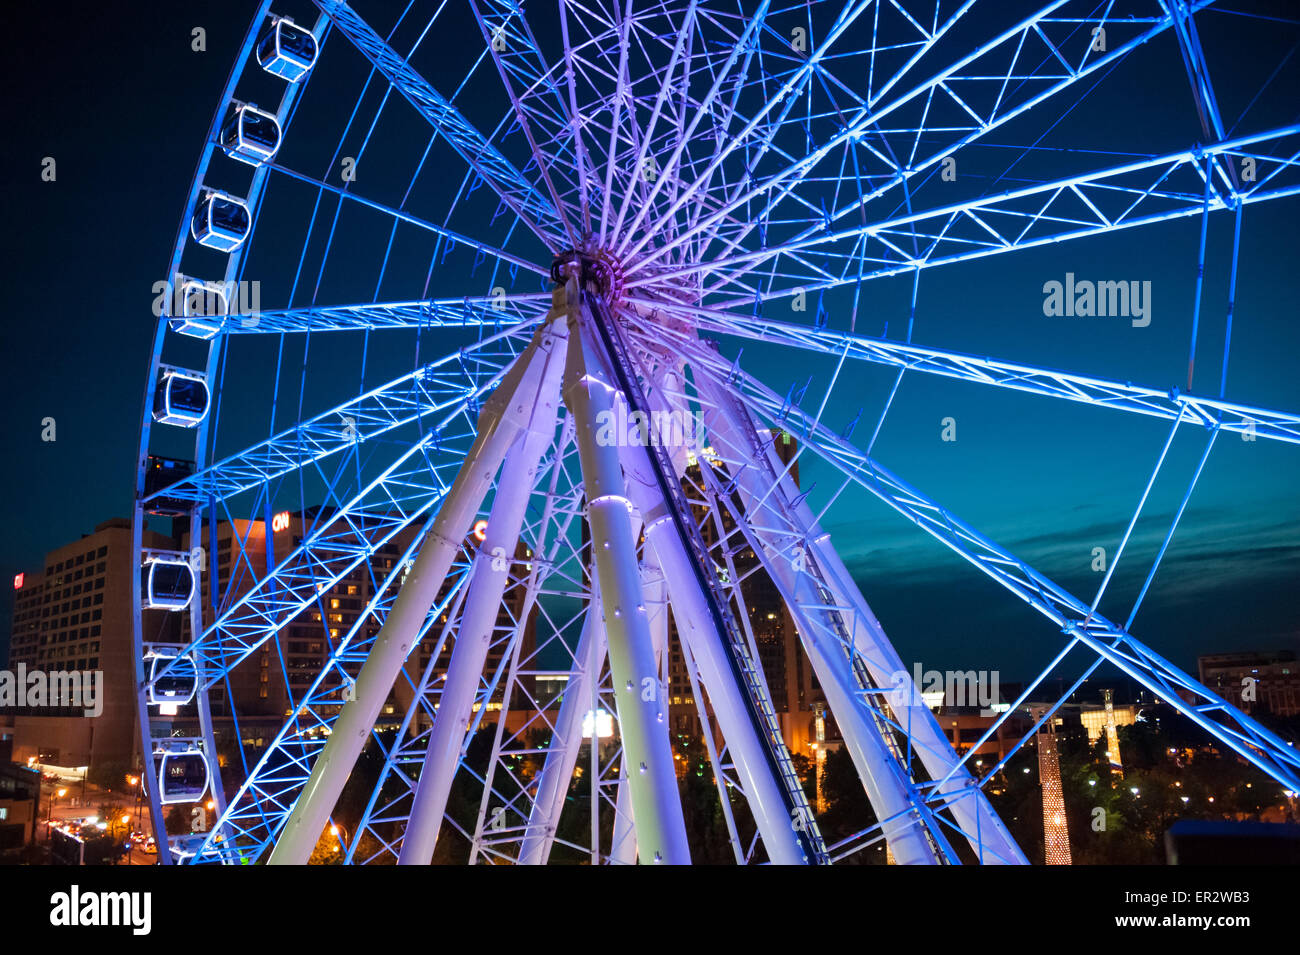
<box><xmin>400</xmin><ymin>395</ymin><xmax>563</xmax><ymax>864</ymax></box>
<box><xmin>561</xmin><ymin>288</ymin><xmax>690</xmax><ymax>864</ymax></box>
<box><xmin>269</xmin><ymin>308</ymin><xmax>569</xmax><ymax>865</ymax></box>
<box><xmin>700</xmin><ymin>377</ymin><xmax>1024</xmax><ymax>864</ymax></box>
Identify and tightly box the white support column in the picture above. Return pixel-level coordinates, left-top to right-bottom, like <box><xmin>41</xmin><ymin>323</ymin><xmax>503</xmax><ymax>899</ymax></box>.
<box><xmin>400</xmin><ymin>378</ymin><xmax>563</xmax><ymax>864</ymax></box>
<box><xmin>807</xmin><ymin>532</ymin><xmax>1026</xmax><ymax>864</ymax></box>
<box><xmin>616</xmin><ymin>430</ymin><xmax>809</xmax><ymax>864</ymax></box>
<box><xmin>268</xmin><ymin>306</ymin><xmax>569</xmax><ymax>866</ymax></box>
<box><xmin>608</xmin><ymin>555</ymin><xmax>669</xmax><ymax>865</ymax></box>
<box><xmin>699</xmin><ymin>391</ymin><xmax>941</xmax><ymax>865</ymax></box>
<box><xmin>607</xmin><ymin>350</ymin><xmax>815</xmax><ymax>863</ymax></box>
<box><xmin>700</xmin><ymin>378</ymin><xmax>1025</xmax><ymax>864</ymax></box>
<box><xmin>517</xmin><ymin>587</ymin><xmax>608</xmax><ymax>864</ymax></box>
<box><xmin>562</xmin><ymin>287</ymin><xmax>690</xmax><ymax>865</ymax></box>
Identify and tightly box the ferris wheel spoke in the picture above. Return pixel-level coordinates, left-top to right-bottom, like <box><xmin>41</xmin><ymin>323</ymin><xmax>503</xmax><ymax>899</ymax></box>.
<box><xmin>684</xmin><ymin>344</ymin><xmax>1300</xmax><ymax>793</ymax></box>
<box><xmin>558</xmin><ymin>1</ymin><xmax>606</xmax><ymax>235</ymax></box>
<box><xmin>651</xmin><ymin>124</ymin><xmax>1300</xmax><ymax>302</ymax></box>
<box><xmin>223</xmin><ymin>294</ymin><xmax>551</xmax><ymax>335</ymax></box>
<box><xmin>585</xmin><ymin>0</ymin><xmax>629</xmax><ymax>245</ymax></box>
<box><xmin>311</xmin><ymin>0</ymin><xmax>569</xmax><ymax>250</ymax></box>
<box><xmin>146</xmin><ymin>329</ymin><xmax>528</xmax><ymax>509</ymax></box>
<box><xmin>592</xmin><ymin>3</ymin><xmax>770</xmax><ymax>252</ymax></box>
<box><xmin>637</xmin><ymin>1</ymin><xmax>1201</xmax><ymax>278</ymax></box>
<box><xmin>607</xmin><ymin>0</ymin><xmax>701</xmax><ymax>247</ymax></box>
<box><xmin>470</xmin><ymin>0</ymin><xmax>586</xmax><ymax>245</ymax></box>
<box><xmin>620</xmin><ymin>0</ymin><xmax>876</xmax><ymax>261</ymax></box>
<box><xmin>632</xmin><ymin>299</ymin><xmax>1300</xmax><ymax>445</ymax></box>
<box><xmin>614</xmin><ymin>2</ymin><xmax>773</xmax><ymax>255</ymax></box>
<box><xmin>266</xmin><ymin>158</ymin><xmax>548</xmax><ymax>277</ymax></box>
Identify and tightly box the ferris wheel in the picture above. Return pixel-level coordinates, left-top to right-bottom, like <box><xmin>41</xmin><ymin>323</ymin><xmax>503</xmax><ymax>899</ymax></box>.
<box><xmin>131</xmin><ymin>0</ymin><xmax>1300</xmax><ymax>865</ymax></box>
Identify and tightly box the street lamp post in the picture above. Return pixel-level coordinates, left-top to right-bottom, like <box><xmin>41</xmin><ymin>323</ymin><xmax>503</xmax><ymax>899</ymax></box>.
<box><xmin>46</xmin><ymin>786</ymin><xmax>68</xmax><ymax>841</ymax></box>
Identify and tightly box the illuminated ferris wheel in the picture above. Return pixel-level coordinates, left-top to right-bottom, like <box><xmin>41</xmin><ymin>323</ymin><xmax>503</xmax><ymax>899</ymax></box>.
<box><xmin>132</xmin><ymin>0</ymin><xmax>1300</xmax><ymax>864</ymax></box>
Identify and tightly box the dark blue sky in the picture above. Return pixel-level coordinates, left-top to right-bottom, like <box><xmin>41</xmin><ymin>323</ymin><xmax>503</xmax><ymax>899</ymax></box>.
<box><xmin>1</xmin><ymin>0</ymin><xmax>1296</xmax><ymax>685</ymax></box>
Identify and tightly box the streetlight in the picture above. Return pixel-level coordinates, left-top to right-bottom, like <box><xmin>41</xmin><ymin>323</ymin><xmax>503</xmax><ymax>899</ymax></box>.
<box><xmin>46</xmin><ymin>786</ymin><xmax>67</xmax><ymax>839</ymax></box>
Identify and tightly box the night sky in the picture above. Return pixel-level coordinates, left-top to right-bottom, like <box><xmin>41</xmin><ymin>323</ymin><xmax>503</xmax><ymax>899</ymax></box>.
<box><xmin>1</xmin><ymin>0</ymin><xmax>1296</xmax><ymax>688</ymax></box>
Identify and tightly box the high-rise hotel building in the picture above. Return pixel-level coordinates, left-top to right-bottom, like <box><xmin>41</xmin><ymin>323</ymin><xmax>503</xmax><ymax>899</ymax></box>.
<box><xmin>4</xmin><ymin>518</ymin><xmax>176</xmax><ymax>772</ymax></box>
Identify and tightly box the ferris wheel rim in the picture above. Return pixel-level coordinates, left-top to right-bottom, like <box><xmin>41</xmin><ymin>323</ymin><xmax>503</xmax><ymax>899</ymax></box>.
<box><xmin>134</xmin><ymin>0</ymin><xmax>1300</xmax><ymax>865</ymax></box>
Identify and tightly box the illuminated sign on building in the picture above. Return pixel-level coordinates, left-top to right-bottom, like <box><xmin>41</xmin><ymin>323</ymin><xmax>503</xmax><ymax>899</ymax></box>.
<box><xmin>472</xmin><ymin>519</ymin><xmax>489</xmax><ymax>542</ymax></box>
<box><xmin>272</xmin><ymin>511</ymin><xmax>291</xmax><ymax>533</ymax></box>
<box><xmin>13</xmin><ymin>573</ymin><xmax>24</xmax><ymax>590</ymax></box>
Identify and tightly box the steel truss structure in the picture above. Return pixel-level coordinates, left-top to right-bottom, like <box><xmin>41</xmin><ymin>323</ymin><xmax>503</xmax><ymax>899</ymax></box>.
<box><xmin>132</xmin><ymin>0</ymin><xmax>1300</xmax><ymax>864</ymax></box>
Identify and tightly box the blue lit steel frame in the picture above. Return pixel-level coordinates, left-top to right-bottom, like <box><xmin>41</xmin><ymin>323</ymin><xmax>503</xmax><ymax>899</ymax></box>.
<box><xmin>133</xmin><ymin>0</ymin><xmax>1300</xmax><ymax>865</ymax></box>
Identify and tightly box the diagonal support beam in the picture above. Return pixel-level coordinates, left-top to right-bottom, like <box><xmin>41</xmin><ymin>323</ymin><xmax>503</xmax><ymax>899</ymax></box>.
<box><xmin>631</xmin><ymin>303</ymin><xmax>1300</xmax><ymax>445</ymax></box>
<box><xmin>696</xmin><ymin>372</ymin><xmax>1025</xmax><ymax>864</ymax></box>
<box><xmin>268</xmin><ymin>301</ymin><xmax>571</xmax><ymax>864</ymax></box>
<box><xmin>399</xmin><ymin>340</ymin><xmax>565</xmax><ymax>864</ymax></box>
<box><xmin>686</xmin><ymin>343</ymin><xmax>1300</xmax><ymax>793</ymax></box>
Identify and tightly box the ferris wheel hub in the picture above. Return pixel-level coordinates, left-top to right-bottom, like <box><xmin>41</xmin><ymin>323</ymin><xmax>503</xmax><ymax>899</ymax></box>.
<box><xmin>550</xmin><ymin>246</ymin><xmax>626</xmax><ymax>306</ymax></box>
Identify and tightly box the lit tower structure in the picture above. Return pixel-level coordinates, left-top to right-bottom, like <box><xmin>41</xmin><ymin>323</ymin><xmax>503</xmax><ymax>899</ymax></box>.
<box><xmin>1103</xmin><ymin>689</ymin><xmax>1124</xmax><ymax>779</ymax></box>
<box><xmin>1033</xmin><ymin>707</ymin><xmax>1072</xmax><ymax>865</ymax></box>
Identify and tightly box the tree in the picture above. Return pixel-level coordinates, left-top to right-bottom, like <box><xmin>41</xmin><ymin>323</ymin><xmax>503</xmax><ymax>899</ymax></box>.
<box><xmin>308</xmin><ymin>824</ymin><xmax>345</xmax><ymax>865</ymax></box>
<box><xmin>817</xmin><ymin>746</ymin><xmax>883</xmax><ymax>862</ymax></box>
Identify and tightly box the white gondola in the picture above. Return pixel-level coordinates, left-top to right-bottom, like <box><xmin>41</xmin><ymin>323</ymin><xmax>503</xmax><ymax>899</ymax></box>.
<box><xmin>257</xmin><ymin>17</ymin><xmax>318</xmax><ymax>82</ymax></box>
<box><xmin>220</xmin><ymin>103</ymin><xmax>282</xmax><ymax>165</ymax></box>
<box><xmin>190</xmin><ymin>191</ymin><xmax>251</xmax><ymax>252</ymax></box>
<box><xmin>145</xmin><ymin>645</ymin><xmax>198</xmax><ymax>707</ymax></box>
<box><xmin>155</xmin><ymin>743</ymin><xmax>210</xmax><ymax>804</ymax></box>
<box><xmin>142</xmin><ymin>557</ymin><xmax>195</xmax><ymax>611</ymax></box>
<box><xmin>152</xmin><ymin>368</ymin><xmax>211</xmax><ymax>427</ymax></box>
<box><xmin>169</xmin><ymin>277</ymin><xmax>228</xmax><ymax>339</ymax></box>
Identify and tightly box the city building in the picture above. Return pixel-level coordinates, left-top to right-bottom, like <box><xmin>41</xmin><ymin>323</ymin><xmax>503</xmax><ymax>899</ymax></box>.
<box><xmin>0</xmin><ymin>762</ymin><xmax>41</xmax><ymax>853</ymax></box>
<box><xmin>3</xmin><ymin>518</ymin><xmax>177</xmax><ymax>775</ymax></box>
<box><xmin>1198</xmin><ymin>650</ymin><xmax>1300</xmax><ymax>717</ymax></box>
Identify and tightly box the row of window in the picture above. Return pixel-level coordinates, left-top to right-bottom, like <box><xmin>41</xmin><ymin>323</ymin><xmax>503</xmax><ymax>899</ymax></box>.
<box><xmin>44</xmin><ymin>545</ymin><xmax>108</xmax><ymax>576</ymax></box>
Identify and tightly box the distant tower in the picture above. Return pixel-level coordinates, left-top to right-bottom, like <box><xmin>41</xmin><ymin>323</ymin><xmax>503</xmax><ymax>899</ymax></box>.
<box><xmin>1103</xmin><ymin>689</ymin><xmax>1124</xmax><ymax>778</ymax></box>
<box><xmin>1034</xmin><ymin>708</ymin><xmax>1072</xmax><ymax>865</ymax></box>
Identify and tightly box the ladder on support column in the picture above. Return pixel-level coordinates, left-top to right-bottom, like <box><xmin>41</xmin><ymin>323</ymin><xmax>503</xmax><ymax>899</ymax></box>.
<box><xmin>584</xmin><ymin>292</ymin><xmax>829</xmax><ymax>865</ymax></box>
